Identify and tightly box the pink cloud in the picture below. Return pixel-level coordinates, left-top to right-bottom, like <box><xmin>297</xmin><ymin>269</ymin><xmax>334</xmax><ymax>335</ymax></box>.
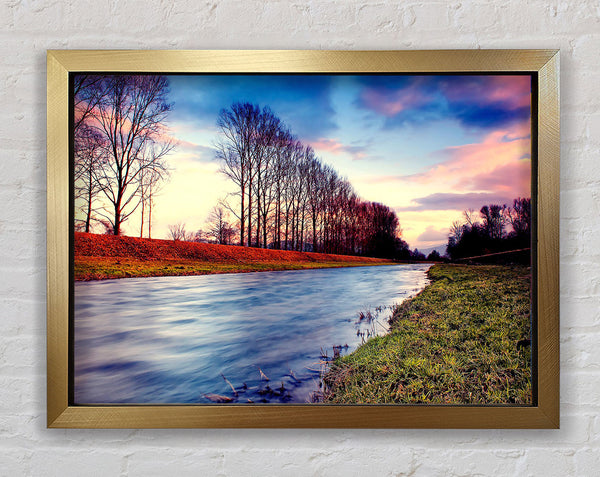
<box><xmin>396</xmin><ymin>192</ymin><xmax>515</xmax><ymax>212</ymax></box>
<box><xmin>79</xmin><ymin>103</ymin><xmax>179</xmax><ymax>148</ymax></box>
<box><xmin>311</xmin><ymin>138</ymin><xmax>346</xmax><ymax>154</ymax></box>
<box><xmin>486</xmin><ymin>76</ymin><xmax>531</xmax><ymax>109</ymax></box>
<box><xmin>311</xmin><ymin>138</ymin><xmax>370</xmax><ymax>161</ymax></box>
<box><xmin>460</xmin><ymin>159</ymin><xmax>531</xmax><ymax>196</ymax></box>
<box><xmin>369</xmin><ymin>120</ymin><xmax>531</xmax><ymax>213</ymax></box>
<box><xmin>359</xmin><ymin>81</ymin><xmax>431</xmax><ymax>117</ymax></box>
<box><xmin>442</xmin><ymin>75</ymin><xmax>531</xmax><ymax>111</ymax></box>
<box><xmin>417</xmin><ymin>226</ymin><xmax>449</xmax><ymax>242</ymax></box>
<box><xmin>409</xmin><ymin>121</ymin><xmax>531</xmax><ymax>196</ymax></box>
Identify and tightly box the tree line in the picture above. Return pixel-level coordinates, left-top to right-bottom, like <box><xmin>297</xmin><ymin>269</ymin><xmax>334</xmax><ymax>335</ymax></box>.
<box><xmin>214</xmin><ymin>102</ymin><xmax>410</xmax><ymax>258</ymax></box>
<box><xmin>446</xmin><ymin>197</ymin><xmax>531</xmax><ymax>263</ymax></box>
<box><xmin>76</xmin><ymin>78</ymin><xmax>521</xmax><ymax>264</ymax></box>
<box><xmin>73</xmin><ymin>75</ymin><xmax>174</xmax><ymax>237</ymax></box>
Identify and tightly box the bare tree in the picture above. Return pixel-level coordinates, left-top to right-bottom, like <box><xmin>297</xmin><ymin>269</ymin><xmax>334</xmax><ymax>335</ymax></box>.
<box><xmin>463</xmin><ymin>208</ymin><xmax>477</xmax><ymax>227</ymax></box>
<box><xmin>73</xmin><ymin>125</ymin><xmax>105</xmax><ymax>232</ymax></box>
<box><xmin>138</xmin><ymin>143</ymin><xmax>170</xmax><ymax>238</ymax></box>
<box><xmin>448</xmin><ymin>220</ymin><xmax>465</xmax><ymax>247</ymax></box>
<box><xmin>215</xmin><ymin>103</ymin><xmax>260</xmax><ymax>246</ymax></box>
<box><xmin>508</xmin><ymin>197</ymin><xmax>531</xmax><ymax>237</ymax></box>
<box><xmin>192</xmin><ymin>229</ymin><xmax>210</xmax><ymax>243</ymax></box>
<box><xmin>168</xmin><ymin>222</ymin><xmax>192</xmax><ymax>241</ymax></box>
<box><xmin>205</xmin><ymin>205</ymin><xmax>236</xmax><ymax>244</ymax></box>
<box><xmin>269</xmin><ymin>129</ymin><xmax>295</xmax><ymax>249</ymax></box>
<box><xmin>305</xmin><ymin>151</ymin><xmax>324</xmax><ymax>252</ymax></box>
<box><xmin>82</xmin><ymin>75</ymin><xmax>175</xmax><ymax>235</ymax></box>
<box><xmin>73</xmin><ymin>75</ymin><xmax>108</xmax><ymax>134</ymax></box>
<box><xmin>480</xmin><ymin>204</ymin><xmax>507</xmax><ymax>240</ymax></box>
<box><xmin>214</xmin><ymin>102</ymin><xmax>406</xmax><ymax>258</ymax></box>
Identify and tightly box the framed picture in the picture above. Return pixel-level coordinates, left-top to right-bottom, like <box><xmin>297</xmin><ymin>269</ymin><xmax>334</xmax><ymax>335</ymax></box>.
<box><xmin>47</xmin><ymin>50</ymin><xmax>559</xmax><ymax>428</ymax></box>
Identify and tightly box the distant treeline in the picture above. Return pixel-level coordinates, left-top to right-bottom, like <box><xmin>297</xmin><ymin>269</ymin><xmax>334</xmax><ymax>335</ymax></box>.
<box><xmin>446</xmin><ymin>198</ymin><xmax>531</xmax><ymax>264</ymax></box>
<box><xmin>215</xmin><ymin>102</ymin><xmax>412</xmax><ymax>259</ymax></box>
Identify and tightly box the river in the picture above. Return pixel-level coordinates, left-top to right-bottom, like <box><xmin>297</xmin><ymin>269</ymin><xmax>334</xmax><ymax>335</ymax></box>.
<box><xmin>73</xmin><ymin>263</ymin><xmax>431</xmax><ymax>404</ymax></box>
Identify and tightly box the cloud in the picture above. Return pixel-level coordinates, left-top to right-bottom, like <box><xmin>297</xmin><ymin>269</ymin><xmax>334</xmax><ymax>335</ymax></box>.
<box><xmin>167</xmin><ymin>74</ymin><xmax>338</xmax><ymax>141</ymax></box>
<box><xmin>182</xmin><ymin>143</ymin><xmax>217</xmax><ymax>164</ymax></box>
<box><xmin>359</xmin><ymin>78</ymin><xmax>433</xmax><ymax>117</ymax></box>
<box><xmin>460</xmin><ymin>159</ymin><xmax>531</xmax><ymax>195</ymax></box>
<box><xmin>443</xmin><ymin>75</ymin><xmax>531</xmax><ymax>111</ymax></box>
<box><xmin>368</xmin><ymin>121</ymin><xmax>531</xmax><ymax>197</ymax></box>
<box><xmin>355</xmin><ymin>75</ymin><xmax>531</xmax><ymax>130</ymax></box>
<box><xmin>417</xmin><ymin>226</ymin><xmax>449</xmax><ymax>242</ymax></box>
<box><xmin>397</xmin><ymin>192</ymin><xmax>515</xmax><ymax>212</ymax></box>
<box><xmin>310</xmin><ymin>138</ymin><xmax>371</xmax><ymax>161</ymax></box>
<box><xmin>166</xmin><ymin>132</ymin><xmax>218</xmax><ymax>164</ymax></box>
<box><xmin>403</xmin><ymin>123</ymin><xmax>530</xmax><ymax>191</ymax></box>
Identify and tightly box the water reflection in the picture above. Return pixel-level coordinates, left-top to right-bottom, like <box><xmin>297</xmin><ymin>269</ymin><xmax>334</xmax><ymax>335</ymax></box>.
<box><xmin>74</xmin><ymin>264</ymin><xmax>431</xmax><ymax>404</ymax></box>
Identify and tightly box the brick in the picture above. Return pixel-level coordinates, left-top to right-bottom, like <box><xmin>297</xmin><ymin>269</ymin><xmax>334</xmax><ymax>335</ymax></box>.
<box><xmin>356</xmin><ymin>4</ymin><xmax>403</xmax><ymax>34</ymax></box>
<box><xmin>561</xmin><ymin>297</ymin><xmax>600</xmax><ymax>330</ymax></box>
<box><xmin>519</xmin><ymin>449</ymin><xmax>577</xmax><ymax>476</ymax></box>
<box><xmin>563</xmin><ymin>371</ymin><xmax>600</xmax><ymax>407</ymax></box>
<box><xmin>410</xmin><ymin>3</ymin><xmax>454</xmax><ymax>32</ymax></box>
<box><xmin>571</xmin><ymin>34</ymin><xmax>600</xmax><ymax>72</ymax></box>
<box><xmin>575</xmin><ymin>448</ymin><xmax>600</xmax><ymax>476</ymax></box>
<box><xmin>0</xmin><ymin>450</ymin><xmax>32</xmax><ymax>477</ymax></box>
<box><xmin>563</xmin><ymin>69</ymin><xmax>600</xmax><ymax>113</ymax></box>
<box><xmin>415</xmin><ymin>449</ymin><xmax>522</xmax><ymax>476</ymax></box>
<box><xmin>0</xmin><ymin>335</ymin><xmax>42</xmax><ymax>375</ymax></box>
<box><xmin>12</xmin><ymin>1</ymin><xmax>69</xmax><ymax>33</ymax></box>
<box><xmin>30</xmin><ymin>451</ymin><xmax>122</xmax><ymax>477</ymax></box>
<box><xmin>0</xmin><ymin>0</ymin><xmax>599</xmax><ymax>475</ymax></box>
<box><xmin>308</xmin><ymin>448</ymin><xmax>414</xmax><ymax>476</ymax></box>
<box><xmin>1</xmin><ymin>298</ymin><xmax>46</xmax><ymax>336</ymax></box>
<box><xmin>127</xmin><ymin>449</ymin><xmax>223</xmax><ymax>476</ymax></box>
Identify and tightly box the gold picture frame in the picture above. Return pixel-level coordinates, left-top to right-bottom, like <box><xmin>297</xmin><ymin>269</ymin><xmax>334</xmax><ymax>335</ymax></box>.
<box><xmin>47</xmin><ymin>49</ymin><xmax>559</xmax><ymax>428</ymax></box>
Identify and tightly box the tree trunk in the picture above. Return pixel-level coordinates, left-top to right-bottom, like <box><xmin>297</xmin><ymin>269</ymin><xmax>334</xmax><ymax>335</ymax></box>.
<box><xmin>312</xmin><ymin>213</ymin><xmax>317</xmax><ymax>253</ymax></box>
<box><xmin>148</xmin><ymin>192</ymin><xmax>152</xmax><ymax>239</ymax></box>
<box><xmin>85</xmin><ymin>166</ymin><xmax>93</xmax><ymax>233</ymax></box>
<box><xmin>239</xmin><ymin>183</ymin><xmax>245</xmax><ymax>246</ymax></box>
<box><xmin>139</xmin><ymin>196</ymin><xmax>145</xmax><ymax>238</ymax></box>
<box><xmin>247</xmin><ymin>182</ymin><xmax>252</xmax><ymax>247</ymax></box>
<box><xmin>113</xmin><ymin>195</ymin><xmax>122</xmax><ymax>235</ymax></box>
<box><xmin>256</xmin><ymin>189</ymin><xmax>261</xmax><ymax>247</ymax></box>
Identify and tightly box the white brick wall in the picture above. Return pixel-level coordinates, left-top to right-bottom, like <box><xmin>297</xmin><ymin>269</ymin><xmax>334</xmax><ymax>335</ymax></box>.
<box><xmin>1</xmin><ymin>1</ymin><xmax>598</xmax><ymax>475</ymax></box>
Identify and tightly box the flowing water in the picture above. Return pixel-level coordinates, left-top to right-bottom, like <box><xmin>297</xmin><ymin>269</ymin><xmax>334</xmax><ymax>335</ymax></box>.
<box><xmin>74</xmin><ymin>264</ymin><xmax>431</xmax><ymax>404</ymax></box>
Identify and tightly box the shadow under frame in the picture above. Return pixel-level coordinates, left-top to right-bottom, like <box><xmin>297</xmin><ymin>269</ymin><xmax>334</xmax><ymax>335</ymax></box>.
<box><xmin>47</xmin><ymin>49</ymin><xmax>559</xmax><ymax>429</ymax></box>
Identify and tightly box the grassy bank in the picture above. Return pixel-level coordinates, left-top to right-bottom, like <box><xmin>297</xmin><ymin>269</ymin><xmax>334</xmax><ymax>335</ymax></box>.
<box><xmin>74</xmin><ymin>232</ymin><xmax>396</xmax><ymax>281</ymax></box>
<box><xmin>75</xmin><ymin>256</ymin><xmax>397</xmax><ymax>280</ymax></box>
<box><xmin>323</xmin><ymin>264</ymin><xmax>532</xmax><ymax>404</ymax></box>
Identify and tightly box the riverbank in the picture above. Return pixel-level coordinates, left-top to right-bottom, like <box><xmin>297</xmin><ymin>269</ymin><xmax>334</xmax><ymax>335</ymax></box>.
<box><xmin>323</xmin><ymin>264</ymin><xmax>532</xmax><ymax>404</ymax></box>
<box><xmin>74</xmin><ymin>232</ymin><xmax>396</xmax><ymax>280</ymax></box>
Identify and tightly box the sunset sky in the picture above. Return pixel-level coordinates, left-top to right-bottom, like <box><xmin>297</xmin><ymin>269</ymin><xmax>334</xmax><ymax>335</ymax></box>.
<box><xmin>117</xmin><ymin>74</ymin><xmax>532</xmax><ymax>253</ymax></box>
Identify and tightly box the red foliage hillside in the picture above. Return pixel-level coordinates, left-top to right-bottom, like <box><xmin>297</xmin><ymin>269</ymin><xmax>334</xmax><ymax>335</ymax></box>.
<box><xmin>74</xmin><ymin>233</ymin><xmax>391</xmax><ymax>264</ymax></box>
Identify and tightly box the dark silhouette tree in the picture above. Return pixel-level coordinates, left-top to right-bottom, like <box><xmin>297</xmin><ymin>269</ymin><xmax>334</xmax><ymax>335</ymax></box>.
<box><xmin>446</xmin><ymin>198</ymin><xmax>531</xmax><ymax>262</ymax></box>
<box><xmin>168</xmin><ymin>222</ymin><xmax>193</xmax><ymax>241</ymax></box>
<box><xmin>73</xmin><ymin>75</ymin><xmax>107</xmax><ymax>134</ymax></box>
<box><xmin>73</xmin><ymin>125</ymin><xmax>105</xmax><ymax>232</ymax></box>
<box><xmin>480</xmin><ymin>204</ymin><xmax>507</xmax><ymax>240</ymax></box>
<box><xmin>79</xmin><ymin>75</ymin><xmax>175</xmax><ymax>235</ymax></box>
<box><xmin>214</xmin><ymin>102</ymin><xmax>409</xmax><ymax>259</ymax></box>
<box><xmin>427</xmin><ymin>250</ymin><xmax>441</xmax><ymax>261</ymax></box>
<box><xmin>206</xmin><ymin>205</ymin><xmax>237</xmax><ymax>245</ymax></box>
<box><xmin>508</xmin><ymin>198</ymin><xmax>531</xmax><ymax>238</ymax></box>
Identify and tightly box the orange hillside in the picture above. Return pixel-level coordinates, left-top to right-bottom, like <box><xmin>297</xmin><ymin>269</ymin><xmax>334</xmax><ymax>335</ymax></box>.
<box><xmin>75</xmin><ymin>232</ymin><xmax>391</xmax><ymax>263</ymax></box>
<box><xmin>74</xmin><ymin>233</ymin><xmax>395</xmax><ymax>280</ymax></box>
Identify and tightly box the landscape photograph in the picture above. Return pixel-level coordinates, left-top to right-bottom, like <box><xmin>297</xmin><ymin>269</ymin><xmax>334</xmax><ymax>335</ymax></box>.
<box><xmin>72</xmin><ymin>73</ymin><xmax>533</xmax><ymax>405</ymax></box>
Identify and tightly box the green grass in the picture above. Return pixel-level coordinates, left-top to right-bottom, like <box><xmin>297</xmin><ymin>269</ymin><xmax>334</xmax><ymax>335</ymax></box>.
<box><xmin>74</xmin><ymin>257</ymin><xmax>396</xmax><ymax>280</ymax></box>
<box><xmin>322</xmin><ymin>264</ymin><xmax>532</xmax><ymax>404</ymax></box>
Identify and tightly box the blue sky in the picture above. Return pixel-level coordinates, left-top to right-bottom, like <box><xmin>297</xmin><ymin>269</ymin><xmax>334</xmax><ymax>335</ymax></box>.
<box><xmin>124</xmin><ymin>73</ymin><xmax>532</xmax><ymax>251</ymax></box>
